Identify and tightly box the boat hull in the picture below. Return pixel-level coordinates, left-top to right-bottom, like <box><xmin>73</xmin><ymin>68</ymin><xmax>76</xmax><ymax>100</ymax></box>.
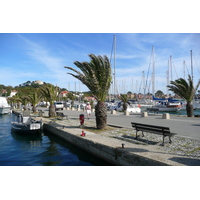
<box><xmin>152</xmin><ymin>106</ymin><xmax>180</xmax><ymax>112</ymax></box>
<box><xmin>0</xmin><ymin>106</ymin><xmax>11</xmax><ymax>114</ymax></box>
<box><xmin>11</xmin><ymin>122</ymin><xmax>42</xmax><ymax>134</ymax></box>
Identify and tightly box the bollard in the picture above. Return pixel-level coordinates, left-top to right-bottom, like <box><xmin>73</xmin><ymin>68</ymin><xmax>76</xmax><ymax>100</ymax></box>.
<box><xmin>124</xmin><ymin>111</ymin><xmax>129</xmax><ymax>116</ymax></box>
<box><xmin>79</xmin><ymin>114</ymin><xmax>84</xmax><ymax>127</ymax></box>
<box><xmin>80</xmin><ymin>130</ymin><xmax>85</xmax><ymax>136</ymax></box>
<box><xmin>162</xmin><ymin>113</ymin><xmax>170</xmax><ymax>119</ymax></box>
<box><xmin>141</xmin><ymin>112</ymin><xmax>148</xmax><ymax>117</ymax></box>
<box><xmin>122</xmin><ymin>143</ymin><xmax>125</xmax><ymax>148</ymax></box>
<box><xmin>111</xmin><ymin>110</ymin><xmax>116</xmax><ymax>114</ymax></box>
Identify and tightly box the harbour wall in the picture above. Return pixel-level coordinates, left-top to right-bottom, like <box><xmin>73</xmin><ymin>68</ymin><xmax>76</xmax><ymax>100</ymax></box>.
<box><xmin>43</xmin><ymin>123</ymin><xmax>168</xmax><ymax>166</ymax></box>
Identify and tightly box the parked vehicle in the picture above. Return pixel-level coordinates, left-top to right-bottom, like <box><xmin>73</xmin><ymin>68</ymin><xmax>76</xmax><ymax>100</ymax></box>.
<box><xmin>54</xmin><ymin>102</ymin><xmax>64</xmax><ymax>110</ymax></box>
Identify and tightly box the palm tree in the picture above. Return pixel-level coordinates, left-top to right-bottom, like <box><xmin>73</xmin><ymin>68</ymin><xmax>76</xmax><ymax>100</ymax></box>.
<box><xmin>65</xmin><ymin>54</ymin><xmax>112</xmax><ymax>129</ymax></box>
<box><xmin>7</xmin><ymin>96</ymin><xmax>21</xmax><ymax>109</ymax></box>
<box><xmin>119</xmin><ymin>94</ymin><xmax>129</xmax><ymax>112</ymax></box>
<box><xmin>16</xmin><ymin>95</ymin><xmax>29</xmax><ymax>110</ymax></box>
<box><xmin>40</xmin><ymin>84</ymin><xmax>58</xmax><ymax>117</ymax></box>
<box><xmin>167</xmin><ymin>75</ymin><xmax>200</xmax><ymax>117</ymax></box>
<box><xmin>28</xmin><ymin>89</ymin><xmax>41</xmax><ymax>113</ymax></box>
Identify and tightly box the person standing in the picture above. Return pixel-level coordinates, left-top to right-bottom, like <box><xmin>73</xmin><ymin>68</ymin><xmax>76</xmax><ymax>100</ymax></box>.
<box><xmin>85</xmin><ymin>102</ymin><xmax>91</xmax><ymax>119</ymax></box>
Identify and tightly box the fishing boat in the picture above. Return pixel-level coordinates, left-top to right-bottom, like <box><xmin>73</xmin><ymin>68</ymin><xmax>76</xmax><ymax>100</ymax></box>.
<box><xmin>0</xmin><ymin>97</ymin><xmax>11</xmax><ymax>114</ymax></box>
<box><xmin>11</xmin><ymin>111</ymin><xmax>42</xmax><ymax>134</ymax></box>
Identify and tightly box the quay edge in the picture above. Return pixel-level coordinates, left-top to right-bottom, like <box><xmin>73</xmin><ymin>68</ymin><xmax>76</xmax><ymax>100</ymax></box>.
<box><xmin>43</xmin><ymin>122</ymin><xmax>169</xmax><ymax>166</ymax></box>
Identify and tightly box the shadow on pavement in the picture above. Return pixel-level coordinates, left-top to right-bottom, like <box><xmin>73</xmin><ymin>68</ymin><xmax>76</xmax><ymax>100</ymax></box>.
<box><xmin>169</xmin><ymin>157</ymin><xmax>200</xmax><ymax>166</ymax></box>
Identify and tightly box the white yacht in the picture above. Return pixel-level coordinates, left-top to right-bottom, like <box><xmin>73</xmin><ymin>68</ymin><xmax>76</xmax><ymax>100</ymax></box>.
<box><xmin>0</xmin><ymin>97</ymin><xmax>11</xmax><ymax>114</ymax></box>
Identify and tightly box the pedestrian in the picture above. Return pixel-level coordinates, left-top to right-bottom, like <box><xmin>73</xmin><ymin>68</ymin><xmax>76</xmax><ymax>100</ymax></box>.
<box><xmin>85</xmin><ymin>102</ymin><xmax>91</xmax><ymax>119</ymax></box>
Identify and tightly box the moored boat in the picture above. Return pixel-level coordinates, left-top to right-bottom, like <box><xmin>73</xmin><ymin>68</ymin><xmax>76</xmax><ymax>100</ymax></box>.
<box><xmin>151</xmin><ymin>96</ymin><xmax>182</xmax><ymax>112</ymax></box>
<box><xmin>0</xmin><ymin>97</ymin><xmax>11</xmax><ymax>114</ymax></box>
<box><xmin>11</xmin><ymin>111</ymin><xmax>42</xmax><ymax>134</ymax></box>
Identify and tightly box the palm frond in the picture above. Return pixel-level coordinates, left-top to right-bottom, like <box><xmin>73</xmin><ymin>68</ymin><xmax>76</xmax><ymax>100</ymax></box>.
<box><xmin>65</xmin><ymin>54</ymin><xmax>112</xmax><ymax>102</ymax></box>
<box><xmin>167</xmin><ymin>75</ymin><xmax>195</xmax><ymax>101</ymax></box>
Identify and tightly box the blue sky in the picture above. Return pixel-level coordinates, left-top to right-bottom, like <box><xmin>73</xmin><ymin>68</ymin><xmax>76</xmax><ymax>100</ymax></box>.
<box><xmin>1</xmin><ymin>33</ymin><xmax>200</xmax><ymax>94</ymax></box>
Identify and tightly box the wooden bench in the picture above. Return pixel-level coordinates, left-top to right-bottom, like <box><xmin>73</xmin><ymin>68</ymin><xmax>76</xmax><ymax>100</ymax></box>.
<box><xmin>56</xmin><ymin>112</ymin><xmax>68</xmax><ymax>120</ymax></box>
<box><xmin>131</xmin><ymin>122</ymin><xmax>176</xmax><ymax>146</ymax></box>
<box><xmin>38</xmin><ymin>109</ymin><xmax>49</xmax><ymax>117</ymax></box>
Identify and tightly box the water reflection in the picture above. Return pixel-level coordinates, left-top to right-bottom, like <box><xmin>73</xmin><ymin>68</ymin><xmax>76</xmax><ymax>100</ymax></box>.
<box><xmin>11</xmin><ymin>130</ymin><xmax>42</xmax><ymax>141</ymax></box>
<box><xmin>2</xmin><ymin>113</ymin><xmax>112</xmax><ymax>166</ymax></box>
<box><xmin>11</xmin><ymin>130</ymin><xmax>43</xmax><ymax>149</ymax></box>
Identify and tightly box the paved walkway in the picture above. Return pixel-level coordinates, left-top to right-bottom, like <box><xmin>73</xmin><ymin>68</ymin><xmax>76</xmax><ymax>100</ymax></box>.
<box><xmin>59</xmin><ymin>109</ymin><xmax>200</xmax><ymax>140</ymax></box>
<box><xmin>37</xmin><ymin>108</ymin><xmax>200</xmax><ymax>165</ymax></box>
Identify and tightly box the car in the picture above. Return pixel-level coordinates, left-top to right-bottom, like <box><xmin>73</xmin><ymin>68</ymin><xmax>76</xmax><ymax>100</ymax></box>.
<box><xmin>54</xmin><ymin>102</ymin><xmax>64</xmax><ymax>110</ymax></box>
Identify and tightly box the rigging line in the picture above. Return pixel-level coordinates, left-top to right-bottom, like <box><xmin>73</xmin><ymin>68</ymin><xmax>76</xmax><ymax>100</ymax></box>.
<box><xmin>144</xmin><ymin>47</ymin><xmax>154</xmax><ymax>94</ymax></box>
<box><xmin>172</xmin><ymin>60</ymin><xmax>178</xmax><ymax>79</ymax></box>
<box><xmin>184</xmin><ymin>62</ymin><xmax>190</xmax><ymax>76</ymax></box>
<box><xmin>193</xmin><ymin>54</ymin><xmax>200</xmax><ymax>74</ymax></box>
<box><xmin>138</xmin><ymin>72</ymin><xmax>143</xmax><ymax>94</ymax></box>
<box><xmin>109</xmin><ymin>36</ymin><xmax>115</xmax><ymax>64</ymax></box>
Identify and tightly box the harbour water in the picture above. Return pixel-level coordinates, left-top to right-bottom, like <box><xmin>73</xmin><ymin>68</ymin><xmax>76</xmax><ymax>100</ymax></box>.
<box><xmin>0</xmin><ymin>114</ymin><xmax>112</xmax><ymax>166</ymax></box>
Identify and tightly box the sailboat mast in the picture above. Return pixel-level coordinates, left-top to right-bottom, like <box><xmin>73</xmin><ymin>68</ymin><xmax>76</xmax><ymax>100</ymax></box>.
<box><xmin>190</xmin><ymin>50</ymin><xmax>193</xmax><ymax>82</ymax></box>
<box><xmin>183</xmin><ymin>60</ymin><xmax>186</xmax><ymax>80</ymax></box>
<box><xmin>170</xmin><ymin>55</ymin><xmax>173</xmax><ymax>81</ymax></box>
<box><xmin>114</xmin><ymin>34</ymin><xmax>116</xmax><ymax>97</ymax></box>
<box><xmin>152</xmin><ymin>46</ymin><xmax>155</xmax><ymax>95</ymax></box>
<box><xmin>167</xmin><ymin>60</ymin><xmax>169</xmax><ymax>96</ymax></box>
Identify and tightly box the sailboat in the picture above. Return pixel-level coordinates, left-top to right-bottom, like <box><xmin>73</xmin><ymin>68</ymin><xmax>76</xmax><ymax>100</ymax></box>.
<box><xmin>147</xmin><ymin>48</ymin><xmax>182</xmax><ymax>112</ymax></box>
<box><xmin>151</xmin><ymin>96</ymin><xmax>182</xmax><ymax>112</ymax></box>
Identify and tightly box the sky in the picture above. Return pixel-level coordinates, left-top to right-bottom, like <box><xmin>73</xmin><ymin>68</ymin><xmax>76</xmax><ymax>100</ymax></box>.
<box><xmin>1</xmin><ymin>33</ymin><xmax>200</xmax><ymax>94</ymax></box>
<box><xmin>1</xmin><ymin>1</ymin><xmax>200</xmax><ymax>95</ymax></box>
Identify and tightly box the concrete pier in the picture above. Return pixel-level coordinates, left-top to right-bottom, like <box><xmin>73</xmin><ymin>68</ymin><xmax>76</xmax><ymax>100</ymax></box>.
<box><xmin>42</xmin><ymin>115</ymin><xmax>200</xmax><ymax>166</ymax></box>
<box><xmin>43</xmin><ymin>121</ymin><xmax>169</xmax><ymax>166</ymax></box>
<box><xmin>18</xmin><ymin>108</ymin><xmax>200</xmax><ymax>166</ymax></box>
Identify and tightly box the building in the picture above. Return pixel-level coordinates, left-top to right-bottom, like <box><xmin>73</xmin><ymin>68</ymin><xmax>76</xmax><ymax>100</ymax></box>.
<box><xmin>9</xmin><ymin>90</ymin><xmax>18</xmax><ymax>97</ymax></box>
<box><xmin>83</xmin><ymin>96</ymin><xmax>96</xmax><ymax>101</ymax></box>
<box><xmin>59</xmin><ymin>91</ymin><xmax>68</xmax><ymax>98</ymax></box>
<box><xmin>34</xmin><ymin>80</ymin><xmax>44</xmax><ymax>85</ymax></box>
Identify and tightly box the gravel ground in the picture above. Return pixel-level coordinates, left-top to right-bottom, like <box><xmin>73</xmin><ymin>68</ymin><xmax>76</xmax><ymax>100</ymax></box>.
<box><xmin>55</xmin><ymin>118</ymin><xmax>200</xmax><ymax>159</ymax></box>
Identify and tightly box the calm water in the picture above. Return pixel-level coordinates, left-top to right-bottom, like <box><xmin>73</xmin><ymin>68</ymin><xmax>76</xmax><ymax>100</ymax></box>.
<box><xmin>0</xmin><ymin>114</ymin><xmax>112</xmax><ymax>166</ymax></box>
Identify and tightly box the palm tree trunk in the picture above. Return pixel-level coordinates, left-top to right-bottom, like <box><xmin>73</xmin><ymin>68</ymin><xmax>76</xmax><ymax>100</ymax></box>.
<box><xmin>49</xmin><ymin>104</ymin><xmax>56</xmax><ymax>117</ymax></box>
<box><xmin>123</xmin><ymin>103</ymin><xmax>128</xmax><ymax>112</ymax></box>
<box><xmin>95</xmin><ymin>101</ymin><xmax>107</xmax><ymax>129</ymax></box>
<box><xmin>186</xmin><ymin>101</ymin><xmax>193</xmax><ymax>117</ymax></box>
<box><xmin>32</xmin><ymin>105</ymin><xmax>37</xmax><ymax>113</ymax></box>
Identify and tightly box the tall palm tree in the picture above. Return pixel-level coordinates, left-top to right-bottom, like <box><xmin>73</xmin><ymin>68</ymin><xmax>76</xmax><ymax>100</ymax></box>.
<box><xmin>40</xmin><ymin>84</ymin><xmax>58</xmax><ymax>117</ymax></box>
<box><xmin>28</xmin><ymin>89</ymin><xmax>41</xmax><ymax>113</ymax></box>
<box><xmin>65</xmin><ymin>54</ymin><xmax>112</xmax><ymax>129</ymax></box>
<box><xmin>167</xmin><ymin>75</ymin><xmax>200</xmax><ymax>117</ymax></box>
